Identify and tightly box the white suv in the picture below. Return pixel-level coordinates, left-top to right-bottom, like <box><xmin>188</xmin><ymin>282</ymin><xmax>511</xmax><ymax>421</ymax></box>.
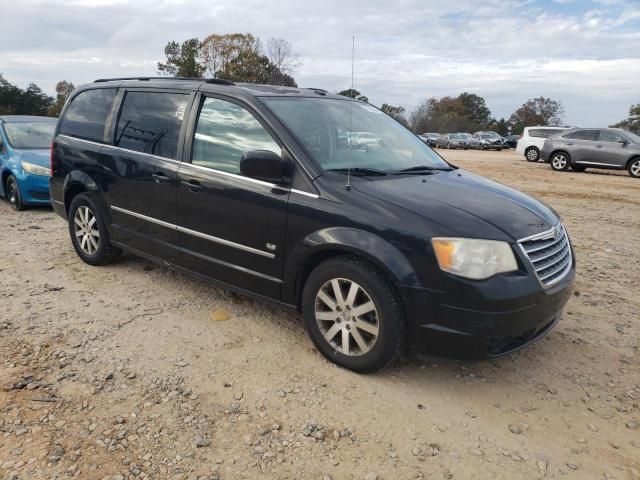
<box><xmin>516</xmin><ymin>127</ymin><xmax>572</xmax><ymax>162</ymax></box>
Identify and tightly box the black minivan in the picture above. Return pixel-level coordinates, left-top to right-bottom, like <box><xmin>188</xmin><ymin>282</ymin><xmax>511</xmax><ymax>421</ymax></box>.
<box><xmin>50</xmin><ymin>78</ymin><xmax>575</xmax><ymax>372</ymax></box>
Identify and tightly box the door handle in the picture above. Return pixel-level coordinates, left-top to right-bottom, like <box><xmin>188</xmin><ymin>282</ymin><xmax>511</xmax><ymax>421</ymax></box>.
<box><xmin>181</xmin><ymin>180</ymin><xmax>204</xmax><ymax>192</ymax></box>
<box><xmin>152</xmin><ymin>173</ymin><xmax>172</xmax><ymax>184</ymax></box>
<box><xmin>595</xmin><ymin>145</ymin><xmax>603</xmax><ymax>148</ymax></box>
<box><xmin>566</xmin><ymin>143</ymin><xmax>573</xmax><ymax>146</ymax></box>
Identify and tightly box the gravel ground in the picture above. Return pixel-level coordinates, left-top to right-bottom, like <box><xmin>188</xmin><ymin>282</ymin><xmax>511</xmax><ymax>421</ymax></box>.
<box><xmin>1</xmin><ymin>149</ymin><xmax>639</xmax><ymax>480</ymax></box>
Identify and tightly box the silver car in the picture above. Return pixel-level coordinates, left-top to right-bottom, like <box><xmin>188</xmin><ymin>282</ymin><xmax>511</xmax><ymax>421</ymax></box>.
<box><xmin>458</xmin><ymin>133</ymin><xmax>483</xmax><ymax>149</ymax></box>
<box><xmin>436</xmin><ymin>133</ymin><xmax>469</xmax><ymax>149</ymax></box>
<box><xmin>541</xmin><ymin>128</ymin><xmax>640</xmax><ymax>178</ymax></box>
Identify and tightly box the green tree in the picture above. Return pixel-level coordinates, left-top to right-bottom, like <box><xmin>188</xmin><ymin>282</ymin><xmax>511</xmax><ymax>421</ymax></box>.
<box><xmin>157</xmin><ymin>38</ymin><xmax>203</xmax><ymax>77</ymax></box>
<box><xmin>18</xmin><ymin>84</ymin><xmax>53</xmax><ymax>116</ymax></box>
<box><xmin>486</xmin><ymin>118</ymin><xmax>510</xmax><ymax>136</ymax></box>
<box><xmin>338</xmin><ymin>89</ymin><xmax>368</xmax><ymax>102</ymax></box>
<box><xmin>381</xmin><ymin>103</ymin><xmax>407</xmax><ymax>126</ymax></box>
<box><xmin>47</xmin><ymin>80</ymin><xmax>75</xmax><ymax>117</ymax></box>
<box><xmin>199</xmin><ymin>33</ymin><xmax>296</xmax><ymax>86</ymax></box>
<box><xmin>458</xmin><ymin>92</ymin><xmax>491</xmax><ymax>128</ymax></box>
<box><xmin>0</xmin><ymin>74</ymin><xmax>23</xmax><ymax>115</ymax></box>
<box><xmin>508</xmin><ymin>97</ymin><xmax>564</xmax><ymax>134</ymax></box>
<box><xmin>610</xmin><ymin>103</ymin><xmax>640</xmax><ymax>134</ymax></box>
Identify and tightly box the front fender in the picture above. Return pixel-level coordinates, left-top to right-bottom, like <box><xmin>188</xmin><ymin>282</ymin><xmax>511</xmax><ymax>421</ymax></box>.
<box><xmin>282</xmin><ymin>226</ymin><xmax>421</xmax><ymax>306</ymax></box>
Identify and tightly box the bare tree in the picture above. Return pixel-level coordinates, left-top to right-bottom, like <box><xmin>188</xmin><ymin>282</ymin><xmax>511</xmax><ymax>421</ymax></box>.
<box><xmin>266</xmin><ymin>38</ymin><xmax>298</xmax><ymax>75</ymax></box>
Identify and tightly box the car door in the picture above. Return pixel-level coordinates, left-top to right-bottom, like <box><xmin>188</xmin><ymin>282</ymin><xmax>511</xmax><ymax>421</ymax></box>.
<box><xmin>593</xmin><ymin>130</ymin><xmax>630</xmax><ymax>168</ymax></box>
<box><xmin>559</xmin><ymin>129</ymin><xmax>597</xmax><ymax>163</ymax></box>
<box><xmin>175</xmin><ymin>94</ymin><xmax>290</xmax><ymax>300</ymax></box>
<box><xmin>99</xmin><ymin>88</ymin><xmax>194</xmax><ymax>262</ymax></box>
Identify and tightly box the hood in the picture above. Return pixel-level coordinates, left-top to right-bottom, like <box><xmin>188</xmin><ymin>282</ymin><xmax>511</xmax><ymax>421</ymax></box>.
<box><xmin>352</xmin><ymin>169</ymin><xmax>559</xmax><ymax>241</ymax></box>
<box><xmin>13</xmin><ymin>149</ymin><xmax>50</xmax><ymax>168</ymax></box>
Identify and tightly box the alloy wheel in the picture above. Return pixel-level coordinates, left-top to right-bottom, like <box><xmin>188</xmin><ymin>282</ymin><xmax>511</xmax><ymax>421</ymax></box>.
<box><xmin>74</xmin><ymin>205</ymin><xmax>100</xmax><ymax>255</ymax></box>
<box><xmin>551</xmin><ymin>154</ymin><xmax>567</xmax><ymax>170</ymax></box>
<box><xmin>314</xmin><ymin>278</ymin><xmax>379</xmax><ymax>356</ymax></box>
<box><xmin>526</xmin><ymin>149</ymin><xmax>539</xmax><ymax>161</ymax></box>
<box><xmin>630</xmin><ymin>159</ymin><xmax>640</xmax><ymax>178</ymax></box>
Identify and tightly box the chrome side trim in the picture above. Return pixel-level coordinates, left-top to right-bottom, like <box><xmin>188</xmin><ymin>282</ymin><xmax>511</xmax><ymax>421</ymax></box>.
<box><xmin>110</xmin><ymin>205</ymin><xmax>275</xmax><ymax>259</ymax></box>
<box><xmin>575</xmin><ymin>161</ymin><xmax>619</xmax><ymax>167</ymax></box>
<box><xmin>178</xmin><ymin>161</ymin><xmax>286</xmax><ymax>189</ymax></box>
<box><xmin>58</xmin><ymin>134</ymin><xmax>105</xmax><ymax>148</ymax></box>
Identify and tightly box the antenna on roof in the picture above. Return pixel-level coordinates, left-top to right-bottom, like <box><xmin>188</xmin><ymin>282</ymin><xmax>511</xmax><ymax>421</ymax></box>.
<box><xmin>346</xmin><ymin>35</ymin><xmax>355</xmax><ymax>192</ymax></box>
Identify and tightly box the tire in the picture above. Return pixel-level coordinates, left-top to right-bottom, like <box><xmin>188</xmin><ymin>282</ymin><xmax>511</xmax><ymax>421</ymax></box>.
<box><xmin>572</xmin><ymin>165</ymin><xmax>586</xmax><ymax>172</ymax></box>
<box><xmin>302</xmin><ymin>255</ymin><xmax>406</xmax><ymax>373</ymax></box>
<box><xmin>525</xmin><ymin>147</ymin><xmax>540</xmax><ymax>162</ymax></box>
<box><xmin>5</xmin><ymin>175</ymin><xmax>25</xmax><ymax>211</ymax></box>
<box><xmin>550</xmin><ymin>152</ymin><xmax>570</xmax><ymax>171</ymax></box>
<box><xmin>68</xmin><ymin>193</ymin><xmax>121</xmax><ymax>266</ymax></box>
<box><xmin>628</xmin><ymin>158</ymin><xmax>640</xmax><ymax>178</ymax></box>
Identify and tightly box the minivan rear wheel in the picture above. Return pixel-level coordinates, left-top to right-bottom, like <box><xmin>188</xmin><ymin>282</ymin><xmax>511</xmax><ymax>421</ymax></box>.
<box><xmin>550</xmin><ymin>152</ymin><xmax>570</xmax><ymax>171</ymax></box>
<box><xmin>68</xmin><ymin>193</ymin><xmax>121</xmax><ymax>266</ymax></box>
<box><xmin>629</xmin><ymin>158</ymin><xmax>640</xmax><ymax>178</ymax></box>
<box><xmin>302</xmin><ymin>255</ymin><xmax>406</xmax><ymax>373</ymax></box>
<box><xmin>525</xmin><ymin>147</ymin><xmax>540</xmax><ymax>162</ymax></box>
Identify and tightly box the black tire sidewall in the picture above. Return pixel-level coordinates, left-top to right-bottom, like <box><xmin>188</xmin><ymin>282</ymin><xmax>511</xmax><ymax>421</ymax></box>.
<box><xmin>67</xmin><ymin>193</ymin><xmax>111</xmax><ymax>266</ymax></box>
<box><xmin>7</xmin><ymin>176</ymin><xmax>24</xmax><ymax>211</ymax></box>
<box><xmin>525</xmin><ymin>147</ymin><xmax>539</xmax><ymax>162</ymax></box>
<box><xmin>550</xmin><ymin>152</ymin><xmax>570</xmax><ymax>171</ymax></box>
<box><xmin>302</xmin><ymin>257</ymin><xmax>404</xmax><ymax>373</ymax></box>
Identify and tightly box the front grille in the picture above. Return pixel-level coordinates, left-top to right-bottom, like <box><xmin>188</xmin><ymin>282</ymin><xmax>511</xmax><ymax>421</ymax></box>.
<box><xmin>28</xmin><ymin>190</ymin><xmax>50</xmax><ymax>200</ymax></box>
<box><xmin>518</xmin><ymin>223</ymin><xmax>572</xmax><ymax>287</ymax></box>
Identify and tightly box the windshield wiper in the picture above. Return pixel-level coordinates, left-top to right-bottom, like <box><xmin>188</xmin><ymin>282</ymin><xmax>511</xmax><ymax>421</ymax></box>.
<box><xmin>391</xmin><ymin>165</ymin><xmax>454</xmax><ymax>175</ymax></box>
<box><xmin>326</xmin><ymin>167</ymin><xmax>389</xmax><ymax>176</ymax></box>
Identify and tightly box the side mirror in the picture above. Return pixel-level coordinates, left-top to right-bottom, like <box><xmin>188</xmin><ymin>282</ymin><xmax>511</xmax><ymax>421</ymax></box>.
<box><xmin>240</xmin><ymin>150</ymin><xmax>290</xmax><ymax>185</ymax></box>
<box><xmin>618</xmin><ymin>139</ymin><xmax>629</xmax><ymax>145</ymax></box>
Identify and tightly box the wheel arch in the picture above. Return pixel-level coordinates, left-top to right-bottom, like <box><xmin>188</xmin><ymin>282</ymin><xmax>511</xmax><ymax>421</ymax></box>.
<box><xmin>626</xmin><ymin>155</ymin><xmax>640</xmax><ymax>169</ymax></box>
<box><xmin>283</xmin><ymin>227</ymin><xmax>420</xmax><ymax>309</ymax></box>
<box><xmin>63</xmin><ymin>170</ymin><xmax>102</xmax><ymax>214</ymax></box>
<box><xmin>550</xmin><ymin>149</ymin><xmax>571</xmax><ymax>162</ymax></box>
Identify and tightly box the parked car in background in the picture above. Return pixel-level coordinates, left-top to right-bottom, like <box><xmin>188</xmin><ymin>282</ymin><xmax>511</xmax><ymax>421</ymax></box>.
<box><xmin>351</xmin><ymin>131</ymin><xmax>382</xmax><ymax>148</ymax></box>
<box><xmin>0</xmin><ymin>115</ymin><xmax>56</xmax><ymax>210</ymax></box>
<box><xmin>436</xmin><ymin>133</ymin><xmax>470</xmax><ymax>149</ymax></box>
<box><xmin>419</xmin><ymin>132</ymin><xmax>441</xmax><ymax>148</ymax></box>
<box><xmin>503</xmin><ymin>135</ymin><xmax>521</xmax><ymax>149</ymax></box>
<box><xmin>473</xmin><ymin>132</ymin><xmax>504</xmax><ymax>151</ymax></box>
<box><xmin>516</xmin><ymin>126</ymin><xmax>571</xmax><ymax>162</ymax></box>
<box><xmin>50</xmin><ymin>77</ymin><xmax>575</xmax><ymax>372</ymax></box>
<box><xmin>457</xmin><ymin>133</ymin><xmax>483</xmax><ymax>149</ymax></box>
<box><xmin>541</xmin><ymin>128</ymin><xmax>640</xmax><ymax>178</ymax></box>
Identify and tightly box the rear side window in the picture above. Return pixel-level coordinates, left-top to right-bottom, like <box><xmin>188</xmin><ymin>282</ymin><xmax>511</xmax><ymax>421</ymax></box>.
<box><xmin>563</xmin><ymin>130</ymin><xmax>597</xmax><ymax>141</ymax></box>
<box><xmin>59</xmin><ymin>88</ymin><xmax>117</xmax><ymax>142</ymax></box>
<box><xmin>115</xmin><ymin>91</ymin><xmax>189</xmax><ymax>160</ymax></box>
<box><xmin>192</xmin><ymin>97</ymin><xmax>280</xmax><ymax>174</ymax></box>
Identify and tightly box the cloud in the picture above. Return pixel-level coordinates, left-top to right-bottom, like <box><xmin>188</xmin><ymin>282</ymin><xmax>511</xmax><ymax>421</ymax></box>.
<box><xmin>0</xmin><ymin>0</ymin><xmax>638</xmax><ymax>126</ymax></box>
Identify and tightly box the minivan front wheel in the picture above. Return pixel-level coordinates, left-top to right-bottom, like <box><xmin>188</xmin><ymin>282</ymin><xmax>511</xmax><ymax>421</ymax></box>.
<box><xmin>550</xmin><ymin>152</ymin><xmax>570</xmax><ymax>171</ymax></box>
<box><xmin>629</xmin><ymin>158</ymin><xmax>640</xmax><ymax>178</ymax></box>
<box><xmin>525</xmin><ymin>147</ymin><xmax>540</xmax><ymax>162</ymax></box>
<box><xmin>302</xmin><ymin>256</ymin><xmax>406</xmax><ymax>373</ymax></box>
<box><xmin>68</xmin><ymin>193</ymin><xmax>121</xmax><ymax>266</ymax></box>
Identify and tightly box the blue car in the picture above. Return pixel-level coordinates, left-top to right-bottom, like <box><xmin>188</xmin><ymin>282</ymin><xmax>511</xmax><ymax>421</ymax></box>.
<box><xmin>0</xmin><ymin>115</ymin><xmax>57</xmax><ymax>210</ymax></box>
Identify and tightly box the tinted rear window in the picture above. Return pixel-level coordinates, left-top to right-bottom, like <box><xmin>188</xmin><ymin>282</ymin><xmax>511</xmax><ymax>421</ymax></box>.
<box><xmin>528</xmin><ymin>129</ymin><xmax>546</xmax><ymax>138</ymax></box>
<box><xmin>115</xmin><ymin>91</ymin><xmax>189</xmax><ymax>160</ymax></box>
<box><xmin>59</xmin><ymin>88</ymin><xmax>117</xmax><ymax>142</ymax></box>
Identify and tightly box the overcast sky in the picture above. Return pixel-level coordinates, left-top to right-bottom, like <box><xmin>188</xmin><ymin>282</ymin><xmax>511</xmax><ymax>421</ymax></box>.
<box><xmin>1</xmin><ymin>0</ymin><xmax>638</xmax><ymax>126</ymax></box>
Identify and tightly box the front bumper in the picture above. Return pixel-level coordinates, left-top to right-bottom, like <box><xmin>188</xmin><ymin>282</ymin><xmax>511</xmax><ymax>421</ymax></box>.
<box><xmin>17</xmin><ymin>171</ymin><xmax>51</xmax><ymax>205</ymax></box>
<box><xmin>400</xmin><ymin>257</ymin><xmax>575</xmax><ymax>360</ymax></box>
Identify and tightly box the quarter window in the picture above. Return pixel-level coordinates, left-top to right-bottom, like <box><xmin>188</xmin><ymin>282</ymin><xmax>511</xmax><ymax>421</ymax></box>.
<box><xmin>528</xmin><ymin>129</ymin><xmax>545</xmax><ymax>138</ymax></box>
<box><xmin>598</xmin><ymin>130</ymin><xmax>625</xmax><ymax>143</ymax></box>
<box><xmin>192</xmin><ymin>97</ymin><xmax>280</xmax><ymax>174</ymax></box>
<box><xmin>115</xmin><ymin>91</ymin><xmax>189</xmax><ymax>160</ymax></box>
<box><xmin>59</xmin><ymin>88</ymin><xmax>117</xmax><ymax>142</ymax></box>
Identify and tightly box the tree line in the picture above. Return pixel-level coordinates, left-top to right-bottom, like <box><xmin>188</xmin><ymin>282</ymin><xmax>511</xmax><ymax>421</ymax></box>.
<box><xmin>0</xmin><ymin>74</ymin><xmax>74</xmax><ymax>117</ymax></box>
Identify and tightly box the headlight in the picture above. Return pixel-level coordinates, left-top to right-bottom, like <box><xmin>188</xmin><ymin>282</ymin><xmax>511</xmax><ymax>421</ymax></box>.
<box><xmin>22</xmin><ymin>161</ymin><xmax>50</xmax><ymax>176</ymax></box>
<box><xmin>431</xmin><ymin>238</ymin><xmax>518</xmax><ymax>280</ymax></box>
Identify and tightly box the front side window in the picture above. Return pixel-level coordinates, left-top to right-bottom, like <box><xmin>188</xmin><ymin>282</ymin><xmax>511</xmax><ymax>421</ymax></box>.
<box><xmin>563</xmin><ymin>130</ymin><xmax>597</xmax><ymax>141</ymax></box>
<box><xmin>192</xmin><ymin>97</ymin><xmax>280</xmax><ymax>174</ymax></box>
<box><xmin>263</xmin><ymin>98</ymin><xmax>450</xmax><ymax>172</ymax></box>
<box><xmin>59</xmin><ymin>88</ymin><xmax>117</xmax><ymax>142</ymax></box>
<box><xmin>598</xmin><ymin>130</ymin><xmax>625</xmax><ymax>143</ymax></box>
<box><xmin>115</xmin><ymin>91</ymin><xmax>189</xmax><ymax>160</ymax></box>
<box><xmin>3</xmin><ymin>122</ymin><xmax>55</xmax><ymax>149</ymax></box>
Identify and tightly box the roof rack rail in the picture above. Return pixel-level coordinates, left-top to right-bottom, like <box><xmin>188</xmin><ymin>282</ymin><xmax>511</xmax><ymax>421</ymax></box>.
<box><xmin>304</xmin><ymin>87</ymin><xmax>328</xmax><ymax>93</ymax></box>
<box><xmin>93</xmin><ymin>77</ymin><xmax>235</xmax><ymax>85</ymax></box>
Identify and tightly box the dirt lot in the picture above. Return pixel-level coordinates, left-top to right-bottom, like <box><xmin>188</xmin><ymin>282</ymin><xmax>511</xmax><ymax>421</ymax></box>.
<box><xmin>1</xmin><ymin>149</ymin><xmax>639</xmax><ymax>480</ymax></box>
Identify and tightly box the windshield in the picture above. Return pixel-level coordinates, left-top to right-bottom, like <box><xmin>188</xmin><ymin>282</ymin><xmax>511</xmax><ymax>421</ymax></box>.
<box><xmin>3</xmin><ymin>122</ymin><xmax>55</xmax><ymax>149</ymax></box>
<box><xmin>262</xmin><ymin>98</ymin><xmax>450</xmax><ymax>172</ymax></box>
<box><xmin>622</xmin><ymin>130</ymin><xmax>640</xmax><ymax>143</ymax></box>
